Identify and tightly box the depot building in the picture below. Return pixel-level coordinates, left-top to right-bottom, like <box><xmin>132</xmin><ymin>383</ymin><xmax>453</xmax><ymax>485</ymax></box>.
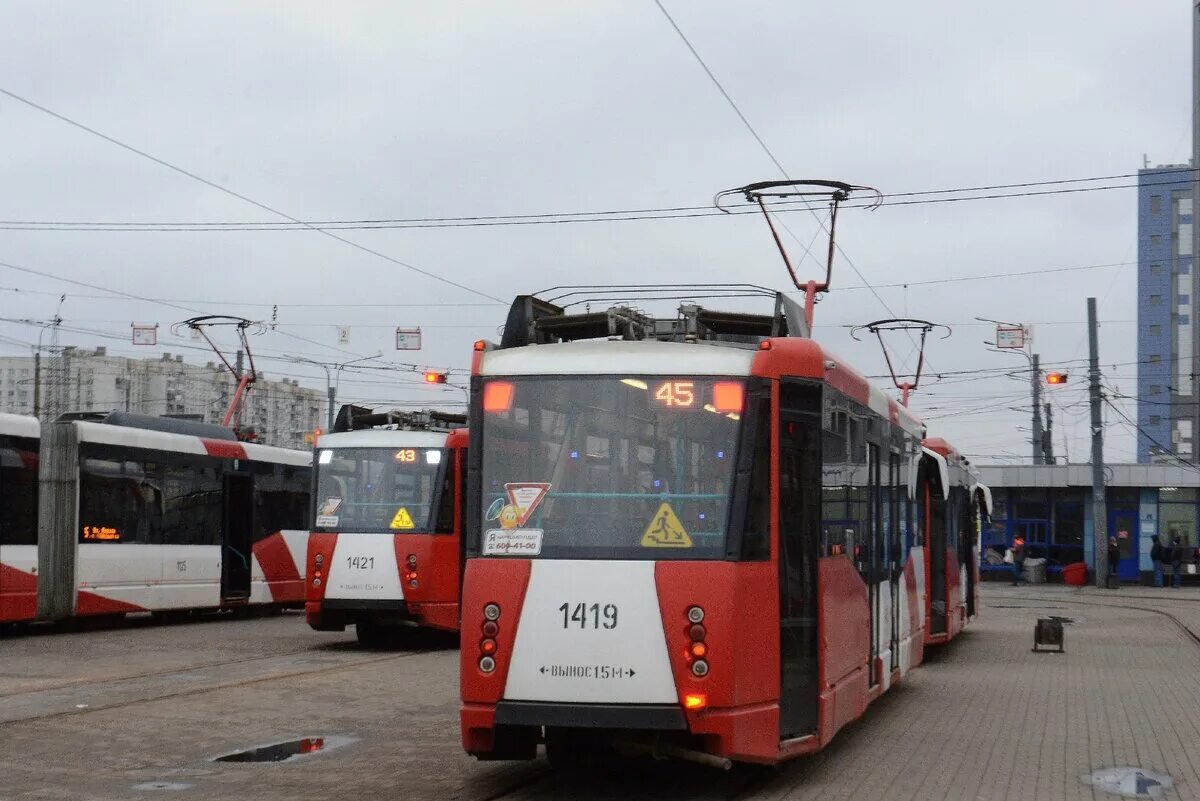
<box><xmin>974</xmin><ymin>463</ymin><xmax>1200</xmax><ymax>583</ymax></box>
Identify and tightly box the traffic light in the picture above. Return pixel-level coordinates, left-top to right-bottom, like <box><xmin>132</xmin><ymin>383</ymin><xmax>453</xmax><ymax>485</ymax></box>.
<box><xmin>424</xmin><ymin>371</ymin><xmax>448</xmax><ymax>384</ymax></box>
<box><xmin>1045</xmin><ymin>372</ymin><xmax>1067</xmax><ymax>385</ymax></box>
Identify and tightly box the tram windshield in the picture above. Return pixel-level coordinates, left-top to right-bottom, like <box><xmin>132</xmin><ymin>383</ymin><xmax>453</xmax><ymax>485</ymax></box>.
<box><xmin>312</xmin><ymin>447</ymin><xmax>446</xmax><ymax>533</ymax></box>
<box><xmin>478</xmin><ymin>376</ymin><xmax>744</xmax><ymax>559</ymax></box>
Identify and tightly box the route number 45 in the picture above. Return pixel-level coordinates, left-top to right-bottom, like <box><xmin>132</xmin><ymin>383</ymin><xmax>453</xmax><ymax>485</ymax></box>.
<box><xmin>559</xmin><ymin>602</ymin><xmax>618</xmax><ymax>630</ymax></box>
<box><xmin>654</xmin><ymin>381</ymin><xmax>695</xmax><ymax>408</ymax></box>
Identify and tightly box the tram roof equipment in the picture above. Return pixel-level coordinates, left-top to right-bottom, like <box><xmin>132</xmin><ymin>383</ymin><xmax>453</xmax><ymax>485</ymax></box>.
<box><xmin>332</xmin><ymin>404</ymin><xmax>467</xmax><ymax>434</ymax></box>
<box><xmin>497</xmin><ymin>284</ymin><xmax>811</xmax><ymax>350</ymax></box>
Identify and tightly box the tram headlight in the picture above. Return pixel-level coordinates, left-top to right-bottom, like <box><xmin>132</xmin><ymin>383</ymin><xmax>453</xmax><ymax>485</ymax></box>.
<box><xmin>691</xmin><ymin>659</ymin><xmax>709</xmax><ymax>677</ymax></box>
<box><xmin>314</xmin><ymin>554</ymin><xmax>324</xmax><ymax>566</ymax></box>
<box><xmin>479</xmin><ymin>656</ymin><xmax>496</xmax><ymax>673</ymax></box>
<box><xmin>407</xmin><ymin>554</ymin><xmax>418</xmax><ymax>569</ymax></box>
<box><xmin>312</xmin><ymin>578</ymin><xmax>321</xmax><ymax>587</ymax></box>
<box><xmin>687</xmin><ymin>606</ymin><xmax>704</xmax><ymax>624</ymax></box>
<box><xmin>483</xmin><ymin>603</ymin><xmax>501</xmax><ymax>621</ymax></box>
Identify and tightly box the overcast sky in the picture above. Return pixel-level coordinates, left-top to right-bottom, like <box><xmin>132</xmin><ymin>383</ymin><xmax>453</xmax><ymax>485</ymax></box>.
<box><xmin>0</xmin><ymin>1</ymin><xmax>1191</xmax><ymax>463</ymax></box>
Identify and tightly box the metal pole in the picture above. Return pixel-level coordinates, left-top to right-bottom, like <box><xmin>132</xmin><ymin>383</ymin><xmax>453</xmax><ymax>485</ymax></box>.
<box><xmin>32</xmin><ymin>351</ymin><xmax>40</xmax><ymax>420</ymax></box>
<box><xmin>326</xmin><ymin>381</ymin><xmax>335</xmax><ymax>431</ymax></box>
<box><xmin>1043</xmin><ymin>402</ymin><xmax>1054</xmax><ymax>464</ymax></box>
<box><xmin>1192</xmin><ymin>0</ymin><xmax>1200</xmax><ymax>462</ymax></box>
<box><xmin>1088</xmin><ymin>297</ymin><xmax>1108</xmax><ymax>587</ymax></box>
<box><xmin>1031</xmin><ymin>353</ymin><xmax>1043</xmax><ymax>464</ymax></box>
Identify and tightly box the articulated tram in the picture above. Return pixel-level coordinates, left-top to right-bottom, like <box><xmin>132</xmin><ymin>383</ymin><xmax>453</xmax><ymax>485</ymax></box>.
<box><xmin>306</xmin><ymin>406</ymin><xmax>467</xmax><ymax>645</ymax></box>
<box><xmin>0</xmin><ymin>411</ymin><xmax>310</xmax><ymax>624</ymax></box>
<box><xmin>459</xmin><ymin>294</ymin><xmax>989</xmax><ymax>768</ymax></box>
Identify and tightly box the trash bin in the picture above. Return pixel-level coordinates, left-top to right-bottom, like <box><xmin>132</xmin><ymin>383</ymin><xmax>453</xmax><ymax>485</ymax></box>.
<box><xmin>1024</xmin><ymin>557</ymin><xmax>1047</xmax><ymax>585</ymax></box>
<box><xmin>1063</xmin><ymin>562</ymin><xmax>1088</xmax><ymax>586</ymax></box>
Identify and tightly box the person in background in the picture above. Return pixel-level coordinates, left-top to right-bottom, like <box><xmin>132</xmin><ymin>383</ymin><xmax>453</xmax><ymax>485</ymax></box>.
<box><xmin>1150</xmin><ymin>534</ymin><xmax>1166</xmax><ymax>588</ymax></box>
<box><xmin>1010</xmin><ymin>537</ymin><xmax>1026</xmax><ymax>586</ymax></box>
<box><xmin>1170</xmin><ymin>535</ymin><xmax>1184</xmax><ymax>588</ymax></box>
<box><xmin>1107</xmin><ymin>537</ymin><xmax>1121</xmax><ymax>587</ymax></box>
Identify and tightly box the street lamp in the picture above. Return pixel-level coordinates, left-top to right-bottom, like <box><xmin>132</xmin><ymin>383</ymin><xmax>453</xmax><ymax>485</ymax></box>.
<box><xmin>977</xmin><ymin>317</ymin><xmax>1045</xmax><ymax>465</ymax></box>
<box><xmin>286</xmin><ymin>352</ymin><xmax>382</xmax><ymax>431</ymax></box>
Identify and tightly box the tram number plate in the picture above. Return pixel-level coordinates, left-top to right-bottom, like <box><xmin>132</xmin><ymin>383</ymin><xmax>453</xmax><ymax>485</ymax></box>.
<box><xmin>346</xmin><ymin>556</ymin><xmax>375</xmax><ymax>570</ymax></box>
<box><xmin>558</xmin><ymin>602</ymin><xmax>618</xmax><ymax>630</ymax></box>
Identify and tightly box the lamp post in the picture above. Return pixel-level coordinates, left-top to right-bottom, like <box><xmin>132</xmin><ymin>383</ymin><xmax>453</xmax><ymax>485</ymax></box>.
<box><xmin>977</xmin><ymin>317</ymin><xmax>1043</xmax><ymax>465</ymax></box>
<box><xmin>286</xmin><ymin>352</ymin><xmax>382</xmax><ymax>431</ymax></box>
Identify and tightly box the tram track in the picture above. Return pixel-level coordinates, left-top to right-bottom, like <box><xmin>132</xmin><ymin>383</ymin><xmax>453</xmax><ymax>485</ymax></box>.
<box><xmin>0</xmin><ymin>646</ymin><xmax>429</xmax><ymax>726</ymax></box>
<box><xmin>0</xmin><ymin>643</ymin><xmax>330</xmax><ymax>699</ymax></box>
<box><xmin>995</xmin><ymin>592</ymin><xmax>1200</xmax><ymax>650</ymax></box>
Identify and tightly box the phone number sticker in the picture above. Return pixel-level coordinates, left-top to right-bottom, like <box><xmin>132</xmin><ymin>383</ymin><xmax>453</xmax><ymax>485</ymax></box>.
<box><xmin>483</xmin><ymin>528</ymin><xmax>543</xmax><ymax>556</ymax></box>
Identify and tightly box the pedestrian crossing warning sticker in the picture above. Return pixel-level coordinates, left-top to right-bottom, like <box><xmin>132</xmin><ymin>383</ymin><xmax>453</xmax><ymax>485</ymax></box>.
<box><xmin>640</xmin><ymin>502</ymin><xmax>692</xmax><ymax>548</ymax></box>
<box><xmin>390</xmin><ymin>507</ymin><xmax>415</xmax><ymax>530</ymax></box>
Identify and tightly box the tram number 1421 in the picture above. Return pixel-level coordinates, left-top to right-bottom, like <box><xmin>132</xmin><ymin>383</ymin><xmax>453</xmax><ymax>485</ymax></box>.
<box><xmin>559</xmin><ymin>602</ymin><xmax>618</xmax><ymax>629</ymax></box>
<box><xmin>346</xmin><ymin>556</ymin><xmax>376</xmax><ymax>570</ymax></box>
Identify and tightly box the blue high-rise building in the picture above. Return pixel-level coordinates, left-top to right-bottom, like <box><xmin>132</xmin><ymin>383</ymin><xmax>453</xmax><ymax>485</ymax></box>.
<box><xmin>1137</xmin><ymin>164</ymin><xmax>1195</xmax><ymax>462</ymax></box>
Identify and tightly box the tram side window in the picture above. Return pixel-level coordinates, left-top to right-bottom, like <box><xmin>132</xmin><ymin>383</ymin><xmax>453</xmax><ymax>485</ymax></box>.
<box><xmin>740</xmin><ymin>395</ymin><xmax>771</xmax><ymax>561</ymax></box>
<box><xmin>79</xmin><ymin>457</ymin><xmax>163</xmax><ymax>544</ymax></box>
<box><xmin>821</xmin><ymin>412</ymin><xmax>850</xmax><ymax>557</ymax></box>
<box><xmin>0</xmin><ymin>435</ymin><xmax>38</xmax><ymax>546</ymax></box>
<box><xmin>161</xmin><ymin>463</ymin><xmax>223</xmax><ymax>546</ymax></box>
<box><xmin>254</xmin><ymin>464</ymin><xmax>311</xmax><ymax>540</ymax></box>
<box><xmin>434</xmin><ymin>455</ymin><xmax>455</xmax><ymax>534</ymax></box>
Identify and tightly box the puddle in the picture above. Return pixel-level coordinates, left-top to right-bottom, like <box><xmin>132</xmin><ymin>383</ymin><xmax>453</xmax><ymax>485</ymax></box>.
<box><xmin>132</xmin><ymin>781</ymin><xmax>192</xmax><ymax>791</ymax></box>
<box><xmin>1081</xmin><ymin>766</ymin><xmax>1173</xmax><ymax>798</ymax></box>
<box><xmin>212</xmin><ymin>735</ymin><xmax>354</xmax><ymax>764</ymax></box>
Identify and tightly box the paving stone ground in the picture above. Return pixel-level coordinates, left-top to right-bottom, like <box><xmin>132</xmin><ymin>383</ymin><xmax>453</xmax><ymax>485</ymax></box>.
<box><xmin>1</xmin><ymin>587</ymin><xmax>1197</xmax><ymax>800</ymax></box>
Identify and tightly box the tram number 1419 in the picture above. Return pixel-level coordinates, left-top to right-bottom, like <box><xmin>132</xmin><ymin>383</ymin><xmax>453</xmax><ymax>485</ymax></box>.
<box><xmin>559</xmin><ymin>602</ymin><xmax>618</xmax><ymax>629</ymax></box>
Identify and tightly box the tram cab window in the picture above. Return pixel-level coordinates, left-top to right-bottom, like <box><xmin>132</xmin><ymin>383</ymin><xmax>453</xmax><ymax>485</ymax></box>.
<box><xmin>313</xmin><ymin>448</ymin><xmax>444</xmax><ymax>533</ymax></box>
<box><xmin>0</xmin><ymin>435</ymin><xmax>38</xmax><ymax>545</ymax></box>
<box><xmin>477</xmin><ymin>376</ymin><xmax>742</xmax><ymax>560</ymax></box>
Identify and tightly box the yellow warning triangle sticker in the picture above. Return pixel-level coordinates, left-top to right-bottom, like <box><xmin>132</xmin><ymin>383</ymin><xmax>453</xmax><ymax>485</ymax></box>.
<box><xmin>390</xmin><ymin>507</ymin><xmax>415</xmax><ymax>530</ymax></box>
<box><xmin>640</xmin><ymin>502</ymin><xmax>693</xmax><ymax>548</ymax></box>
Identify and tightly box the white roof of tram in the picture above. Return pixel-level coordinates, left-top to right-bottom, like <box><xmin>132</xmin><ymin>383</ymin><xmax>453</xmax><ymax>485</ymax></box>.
<box><xmin>479</xmin><ymin>339</ymin><xmax>758</xmax><ymax>377</ymax></box>
<box><xmin>0</xmin><ymin>413</ymin><xmax>39</xmax><ymax>439</ymax></box>
<box><xmin>317</xmin><ymin>429</ymin><xmax>451</xmax><ymax>449</ymax></box>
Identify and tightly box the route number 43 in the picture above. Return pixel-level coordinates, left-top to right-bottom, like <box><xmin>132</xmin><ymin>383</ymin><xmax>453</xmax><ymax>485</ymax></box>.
<box><xmin>559</xmin><ymin>602</ymin><xmax>618</xmax><ymax>630</ymax></box>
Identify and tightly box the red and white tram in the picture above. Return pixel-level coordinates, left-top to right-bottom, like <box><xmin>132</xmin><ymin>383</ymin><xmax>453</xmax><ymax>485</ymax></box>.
<box><xmin>459</xmin><ymin>294</ymin><xmax>988</xmax><ymax>767</ymax></box>
<box><xmin>306</xmin><ymin>406</ymin><xmax>467</xmax><ymax>645</ymax></box>
<box><xmin>0</xmin><ymin>411</ymin><xmax>310</xmax><ymax>624</ymax></box>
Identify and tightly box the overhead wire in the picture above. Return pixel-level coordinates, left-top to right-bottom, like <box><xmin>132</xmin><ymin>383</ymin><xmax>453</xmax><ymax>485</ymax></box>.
<box><xmin>0</xmin><ymin>85</ymin><xmax>503</xmax><ymax>303</ymax></box>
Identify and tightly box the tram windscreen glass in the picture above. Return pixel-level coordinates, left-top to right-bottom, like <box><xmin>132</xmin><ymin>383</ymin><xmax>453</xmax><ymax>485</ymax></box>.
<box><xmin>313</xmin><ymin>447</ymin><xmax>444</xmax><ymax>533</ymax></box>
<box><xmin>479</xmin><ymin>377</ymin><xmax>744</xmax><ymax>559</ymax></box>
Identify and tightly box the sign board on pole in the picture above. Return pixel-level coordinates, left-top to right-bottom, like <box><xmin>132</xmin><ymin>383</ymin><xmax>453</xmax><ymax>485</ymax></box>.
<box><xmin>995</xmin><ymin>325</ymin><xmax>1027</xmax><ymax>349</ymax></box>
<box><xmin>337</xmin><ymin>326</ymin><xmax>351</xmax><ymax>345</ymax></box>
<box><xmin>131</xmin><ymin>323</ymin><xmax>158</xmax><ymax>346</ymax></box>
<box><xmin>395</xmin><ymin>327</ymin><xmax>422</xmax><ymax>351</ymax></box>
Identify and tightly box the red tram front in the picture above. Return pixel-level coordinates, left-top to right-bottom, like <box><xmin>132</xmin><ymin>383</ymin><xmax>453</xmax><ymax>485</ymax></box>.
<box><xmin>460</xmin><ymin>295</ymin><xmax>955</xmax><ymax>767</ymax></box>
<box><xmin>306</xmin><ymin>406</ymin><xmax>467</xmax><ymax>644</ymax></box>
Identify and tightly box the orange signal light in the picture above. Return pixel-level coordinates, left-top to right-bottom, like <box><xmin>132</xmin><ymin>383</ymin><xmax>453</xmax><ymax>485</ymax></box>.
<box><xmin>473</xmin><ymin>339</ymin><xmax>487</xmax><ymax>351</ymax></box>
<box><xmin>711</xmin><ymin>382</ymin><xmax>744</xmax><ymax>413</ymax></box>
<box><xmin>683</xmin><ymin>693</ymin><xmax>707</xmax><ymax>710</ymax></box>
<box><xmin>689</xmin><ymin>642</ymin><xmax>708</xmax><ymax>659</ymax></box>
<box><xmin>424</xmin><ymin>371</ymin><xmax>448</xmax><ymax>384</ymax></box>
<box><xmin>1045</xmin><ymin>372</ymin><xmax>1067</xmax><ymax>385</ymax></box>
<box><xmin>483</xmin><ymin>381</ymin><xmax>515</xmax><ymax>413</ymax></box>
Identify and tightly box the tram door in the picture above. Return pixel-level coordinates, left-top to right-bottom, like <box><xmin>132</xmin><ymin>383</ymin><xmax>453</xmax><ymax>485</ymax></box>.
<box><xmin>888</xmin><ymin>453</ymin><xmax>901</xmax><ymax>672</ymax></box>
<box><xmin>963</xmin><ymin>498</ymin><xmax>979</xmax><ymax>619</ymax></box>
<box><xmin>925</xmin><ymin>466</ymin><xmax>948</xmax><ymax>635</ymax></box>
<box><xmin>777</xmin><ymin>401</ymin><xmax>819</xmax><ymax>739</ymax></box>
<box><xmin>221</xmin><ymin>473</ymin><xmax>254</xmax><ymax>601</ymax></box>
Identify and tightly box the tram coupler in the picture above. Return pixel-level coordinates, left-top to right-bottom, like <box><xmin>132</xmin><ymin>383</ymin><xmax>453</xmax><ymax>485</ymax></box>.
<box><xmin>615</xmin><ymin>737</ymin><xmax>733</xmax><ymax>771</ymax></box>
